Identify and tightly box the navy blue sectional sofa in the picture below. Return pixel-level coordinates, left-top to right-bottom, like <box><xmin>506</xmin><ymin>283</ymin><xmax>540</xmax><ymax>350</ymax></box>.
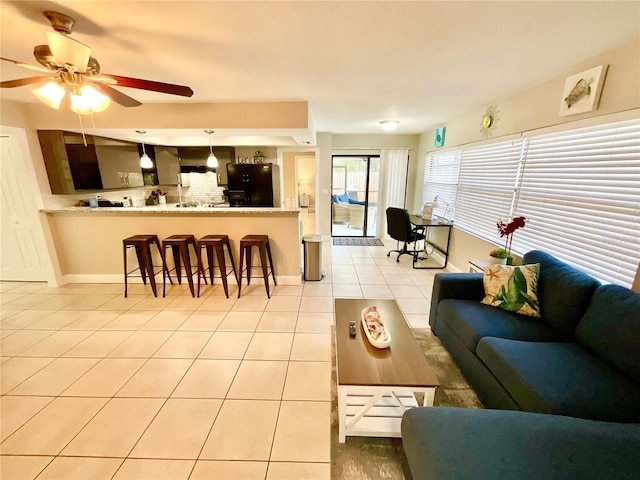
<box><xmin>401</xmin><ymin>250</ymin><xmax>640</xmax><ymax>479</ymax></box>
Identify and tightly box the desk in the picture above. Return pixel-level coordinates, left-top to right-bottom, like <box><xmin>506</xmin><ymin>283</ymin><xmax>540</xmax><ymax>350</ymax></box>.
<box><xmin>409</xmin><ymin>215</ymin><xmax>453</xmax><ymax>269</ymax></box>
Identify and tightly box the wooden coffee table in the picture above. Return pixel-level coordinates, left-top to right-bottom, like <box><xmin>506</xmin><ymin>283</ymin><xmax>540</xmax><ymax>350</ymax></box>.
<box><xmin>335</xmin><ymin>298</ymin><xmax>439</xmax><ymax>443</ymax></box>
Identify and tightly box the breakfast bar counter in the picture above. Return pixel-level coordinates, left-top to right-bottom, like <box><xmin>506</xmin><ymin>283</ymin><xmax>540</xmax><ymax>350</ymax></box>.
<box><xmin>41</xmin><ymin>206</ymin><xmax>302</xmax><ymax>285</ymax></box>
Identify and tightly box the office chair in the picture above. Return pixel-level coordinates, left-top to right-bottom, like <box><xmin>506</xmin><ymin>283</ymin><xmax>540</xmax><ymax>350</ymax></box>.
<box><xmin>386</xmin><ymin>207</ymin><xmax>426</xmax><ymax>263</ymax></box>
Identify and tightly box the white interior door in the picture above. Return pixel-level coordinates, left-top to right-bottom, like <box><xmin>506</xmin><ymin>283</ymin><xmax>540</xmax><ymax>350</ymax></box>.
<box><xmin>0</xmin><ymin>129</ymin><xmax>50</xmax><ymax>281</ymax></box>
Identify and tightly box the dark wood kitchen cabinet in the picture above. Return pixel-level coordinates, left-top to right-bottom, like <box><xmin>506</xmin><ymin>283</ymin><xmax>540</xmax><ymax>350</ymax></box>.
<box><xmin>155</xmin><ymin>146</ymin><xmax>181</xmax><ymax>185</ymax></box>
<box><xmin>95</xmin><ymin>137</ymin><xmax>144</xmax><ymax>189</ymax></box>
<box><xmin>38</xmin><ymin>131</ymin><xmax>103</xmax><ymax>194</ymax></box>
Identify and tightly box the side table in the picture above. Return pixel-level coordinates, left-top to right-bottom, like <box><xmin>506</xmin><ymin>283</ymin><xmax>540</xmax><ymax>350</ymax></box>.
<box><xmin>468</xmin><ymin>259</ymin><xmax>493</xmax><ymax>273</ymax></box>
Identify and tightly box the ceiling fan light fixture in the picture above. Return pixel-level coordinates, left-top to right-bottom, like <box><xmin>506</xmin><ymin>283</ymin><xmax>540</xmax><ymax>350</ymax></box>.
<box><xmin>80</xmin><ymin>85</ymin><xmax>111</xmax><ymax>112</ymax></box>
<box><xmin>71</xmin><ymin>85</ymin><xmax>111</xmax><ymax>114</ymax></box>
<box><xmin>205</xmin><ymin>130</ymin><xmax>218</xmax><ymax>168</ymax></box>
<box><xmin>46</xmin><ymin>30</ymin><xmax>91</xmax><ymax>72</ymax></box>
<box><xmin>70</xmin><ymin>92</ymin><xmax>91</xmax><ymax>114</ymax></box>
<box><xmin>380</xmin><ymin>120</ymin><xmax>399</xmax><ymax>131</ymax></box>
<box><xmin>33</xmin><ymin>80</ymin><xmax>66</xmax><ymax>109</ymax></box>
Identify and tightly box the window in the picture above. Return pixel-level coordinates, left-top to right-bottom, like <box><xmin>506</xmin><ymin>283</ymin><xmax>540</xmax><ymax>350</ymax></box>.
<box><xmin>422</xmin><ymin>115</ymin><xmax>640</xmax><ymax>287</ymax></box>
<box><xmin>512</xmin><ymin>118</ymin><xmax>640</xmax><ymax>286</ymax></box>
<box><xmin>454</xmin><ymin>139</ymin><xmax>524</xmax><ymax>242</ymax></box>
<box><xmin>422</xmin><ymin>150</ymin><xmax>461</xmax><ymax>218</ymax></box>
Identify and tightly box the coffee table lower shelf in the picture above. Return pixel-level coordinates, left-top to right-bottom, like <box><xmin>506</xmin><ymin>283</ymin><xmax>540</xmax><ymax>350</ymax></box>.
<box><xmin>338</xmin><ymin>385</ymin><xmax>436</xmax><ymax>443</ymax></box>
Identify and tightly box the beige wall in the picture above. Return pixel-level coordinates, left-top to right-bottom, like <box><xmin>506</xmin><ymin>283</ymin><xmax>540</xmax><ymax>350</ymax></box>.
<box><xmin>316</xmin><ymin>133</ymin><xmax>333</xmax><ymax>235</ymax></box>
<box><xmin>234</xmin><ymin>146</ymin><xmax>277</xmax><ymax>163</ymax></box>
<box><xmin>315</xmin><ymin>133</ymin><xmax>420</xmax><ymax>236</ymax></box>
<box><xmin>23</xmin><ymin>101</ymin><xmax>310</xmax><ymax>130</ymax></box>
<box><xmin>282</xmin><ymin>151</ymin><xmax>297</xmax><ymax>204</ymax></box>
<box><xmin>410</xmin><ymin>40</ymin><xmax>640</xmax><ymax>271</ymax></box>
<box><xmin>45</xmin><ymin>210</ymin><xmax>302</xmax><ymax>283</ymax></box>
<box><xmin>4</xmin><ymin>40</ymin><xmax>638</xmax><ymax>276</ymax></box>
<box><xmin>296</xmin><ymin>155</ymin><xmax>316</xmax><ymax>208</ymax></box>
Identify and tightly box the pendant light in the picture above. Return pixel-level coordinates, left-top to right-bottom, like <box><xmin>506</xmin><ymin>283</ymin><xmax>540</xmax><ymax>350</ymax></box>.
<box><xmin>205</xmin><ymin>130</ymin><xmax>218</xmax><ymax>168</ymax></box>
<box><xmin>137</xmin><ymin>130</ymin><xmax>153</xmax><ymax>169</ymax></box>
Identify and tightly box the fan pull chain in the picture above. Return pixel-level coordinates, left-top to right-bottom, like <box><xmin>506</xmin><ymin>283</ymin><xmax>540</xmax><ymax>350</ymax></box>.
<box><xmin>77</xmin><ymin>113</ymin><xmax>87</xmax><ymax>146</ymax></box>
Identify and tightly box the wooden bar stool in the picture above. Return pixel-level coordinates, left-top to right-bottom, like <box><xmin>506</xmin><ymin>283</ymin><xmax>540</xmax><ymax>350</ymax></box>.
<box><xmin>197</xmin><ymin>235</ymin><xmax>239</xmax><ymax>298</ymax></box>
<box><xmin>162</xmin><ymin>234</ymin><xmax>201</xmax><ymax>297</ymax></box>
<box><xmin>123</xmin><ymin>234</ymin><xmax>167</xmax><ymax>297</ymax></box>
<box><xmin>238</xmin><ymin>234</ymin><xmax>277</xmax><ymax>298</ymax></box>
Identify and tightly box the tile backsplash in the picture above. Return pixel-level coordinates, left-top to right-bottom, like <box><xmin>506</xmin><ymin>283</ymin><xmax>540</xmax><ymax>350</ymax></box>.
<box><xmin>183</xmin><ymin>172</ymin><xmax>225</xmax><ymax>204</ymax></box>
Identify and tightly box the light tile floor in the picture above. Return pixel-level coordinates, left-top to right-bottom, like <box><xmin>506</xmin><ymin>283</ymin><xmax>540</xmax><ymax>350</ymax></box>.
<box><xmin>0</xmin><ymin>239</ymin><xmax>441</xmax><ymax>480</ymax></box>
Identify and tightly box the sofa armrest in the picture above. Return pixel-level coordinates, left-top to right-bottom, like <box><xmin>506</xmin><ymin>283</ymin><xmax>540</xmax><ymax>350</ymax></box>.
<box><xmin>401</xmin><ymin>407</ymin><xmax>640</xmax><ymax>480</ymax></box>
<box><xmin>429</xmin><ymin>273</ymin><xmax>484</xmax><ymax>331</ymax></box>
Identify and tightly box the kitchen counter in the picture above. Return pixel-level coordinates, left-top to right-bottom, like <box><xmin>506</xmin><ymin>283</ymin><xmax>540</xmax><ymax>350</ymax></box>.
<box><xmin>42</xmin><ymin>206</ymin><xmax>303</xmax><ymax>286</ymax></box>
<box><xmin>41</xmin><ymin>205</ymin><xmax>300</xmax><ymax>215</ymax></box>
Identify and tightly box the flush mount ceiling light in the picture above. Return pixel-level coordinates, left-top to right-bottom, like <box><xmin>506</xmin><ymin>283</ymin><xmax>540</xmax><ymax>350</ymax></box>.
<box><xmin>137</xmin><ymin>130</ymin><xmax>153</xmax><ymax>169</ymax></box>
<box><xmin>205</xmin><ymin>130</ymin><xmax>218</xmax><ymax>168</ymax></box>
<box><xmin>380</xmin><ymin>120</ymin><xmax>399</xmax><ymax>131</ymax></box>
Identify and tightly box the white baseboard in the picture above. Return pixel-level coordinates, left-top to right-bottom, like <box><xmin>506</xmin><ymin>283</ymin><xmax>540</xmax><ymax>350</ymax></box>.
<box><xmin>60</xmin><ymin>274</ymin><xmax>302</xmax><ymax>286</ymax></box>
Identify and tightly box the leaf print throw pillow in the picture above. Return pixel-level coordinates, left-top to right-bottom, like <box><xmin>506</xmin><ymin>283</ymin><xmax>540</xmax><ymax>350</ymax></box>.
<box><xmin>481</xmin><ymin>263</ymin><xmax>541</xmax><ymax>318</ymax></box>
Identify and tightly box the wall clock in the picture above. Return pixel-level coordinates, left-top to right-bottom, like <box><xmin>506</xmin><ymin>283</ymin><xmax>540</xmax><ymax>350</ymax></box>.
<box><xmin>480</xmin><ymin>105</ymin><xmax>499</xmax><ymax>138</ymax></box>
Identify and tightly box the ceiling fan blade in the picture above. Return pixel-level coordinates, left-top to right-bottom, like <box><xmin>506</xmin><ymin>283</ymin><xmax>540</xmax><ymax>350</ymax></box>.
<box><xmin>96</xmin><ymin>74</ymin><xmax>194</xmax><ymax>97</ymax></box>
<box><xmin>1</xmin><ymin>56</ymin><xmax>53</xmax><ymax>73</ymax></box>
<box><xmin>89</xmin><ymin>82</ymin><xmax>142</xmax><ymax>107</ymax></box>
<box><xmin>46</xmin><ymin>30</ymin><xmax>90</xmax><ymax>72</ymax></box>
<box><xmin>0</xmin><ymin>76</ymin><xmax>51</xmax><ymax>88</ymax></box>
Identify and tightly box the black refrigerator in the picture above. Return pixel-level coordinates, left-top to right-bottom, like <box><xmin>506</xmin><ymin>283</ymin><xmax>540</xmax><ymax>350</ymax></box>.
<box><xmin>226</xmin><ymin>163</ymin><xmax>281</xmax><ymax>207</ymax></box>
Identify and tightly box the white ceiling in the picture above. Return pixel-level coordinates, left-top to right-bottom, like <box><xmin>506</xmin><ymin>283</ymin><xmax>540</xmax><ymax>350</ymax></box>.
<box><xmin>1</xmin><ymin>1</ymin><xmax>639</xmax><ymax>140</ymax></box>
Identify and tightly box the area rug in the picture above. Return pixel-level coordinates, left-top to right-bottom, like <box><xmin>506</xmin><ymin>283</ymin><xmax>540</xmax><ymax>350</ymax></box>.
<box><xmin>330</xmin><ymin>327</ymin><xmax>483</xmax><ymax>480</ymax></box>
<box><xmin>333</xmin><ymin>238</ymin><xmax>384</xmax><ymax>246</ymax></box>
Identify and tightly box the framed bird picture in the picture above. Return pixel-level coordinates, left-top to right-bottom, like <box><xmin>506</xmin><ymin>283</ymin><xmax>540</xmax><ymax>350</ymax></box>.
<box><xmin>559</xmin><ymin>65</ymin><xmax>608</xmax><ymax>117</ymax></box>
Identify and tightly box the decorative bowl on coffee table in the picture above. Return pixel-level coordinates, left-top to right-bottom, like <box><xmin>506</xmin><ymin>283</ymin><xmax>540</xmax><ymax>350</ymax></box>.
<box><xmin>361</xmin><ymin>306</ymin><xmax>392</xmax><ymax>349</ymax></box>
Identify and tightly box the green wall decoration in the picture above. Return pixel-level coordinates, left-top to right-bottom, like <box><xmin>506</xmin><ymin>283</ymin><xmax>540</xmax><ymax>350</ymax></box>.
<box><xmin>434</xmin><ymin>127</ymin><xmax>446</xmax><ymax>147</ymax></box>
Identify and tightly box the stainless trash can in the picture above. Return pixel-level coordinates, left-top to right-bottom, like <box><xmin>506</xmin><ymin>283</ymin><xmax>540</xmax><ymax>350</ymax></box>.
<box><xmin>302</xmin><ymin>235</ymin><xmax>324</xmax><ymax>281</ymax></box>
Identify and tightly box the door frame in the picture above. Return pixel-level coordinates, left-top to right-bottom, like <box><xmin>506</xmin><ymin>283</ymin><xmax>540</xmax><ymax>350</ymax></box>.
<box><xmin>331</xmin><ymin>154</ymin><xmax>380</xmax><ymax>238</ymax></box>
<box><xmin>0</xmin><ymin>125</ymin><xmax>58</xmax><ymax>283</ymax></box>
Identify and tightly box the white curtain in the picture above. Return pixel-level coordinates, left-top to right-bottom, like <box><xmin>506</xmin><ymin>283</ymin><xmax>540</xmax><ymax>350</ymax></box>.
<box><xmin>376</xmin><ymin>149</ymin><xmax>409</xmax><ymax>238</ymax></box>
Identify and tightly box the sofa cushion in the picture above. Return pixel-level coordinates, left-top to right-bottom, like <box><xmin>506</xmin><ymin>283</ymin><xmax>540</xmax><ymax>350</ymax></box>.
<box><xmin>481</xmin><ymin>264</ymin><xmax>541</xmax><ymax>317</ymax></box>
<box><xmin>575</xmin><ymin>284</ymin><xmax>640</xmax><ymax>384</ymax></box>
<box><xmin>476</xmin><ymin>337</ymin><xmax>640</xmax><ymax>422</ymax></box>
<box><xmin>333</xmin><ymin>193</ymin><xmax>350</xmax><ymax>203</ymax></box>
<box><xmin>402</xmin><ymin>407</ymin><xmax>640</xmax><ymax>480</ymax></box>
<box><xmin>438</xmin><ymin>299</ymin><xmax>568</xmax><ymax>352</ymax></box>
<box><xmin>522</xmin><ymin>250</ymin><xmax>600</xmax><ymax>335</ymax></box>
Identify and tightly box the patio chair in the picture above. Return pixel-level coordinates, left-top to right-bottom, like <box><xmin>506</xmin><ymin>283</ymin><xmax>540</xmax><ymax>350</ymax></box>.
<box><xmin>333</xmin><ymin>202</ymin><xmax>350</xmax><ymax>223</ymax></box>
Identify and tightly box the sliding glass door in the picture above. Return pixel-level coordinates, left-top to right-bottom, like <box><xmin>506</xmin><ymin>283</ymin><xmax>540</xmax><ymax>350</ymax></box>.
<box><xmin>331</xmin><ymin>155</ymin><xmax>380</xmax><ymax>237</ymax></box>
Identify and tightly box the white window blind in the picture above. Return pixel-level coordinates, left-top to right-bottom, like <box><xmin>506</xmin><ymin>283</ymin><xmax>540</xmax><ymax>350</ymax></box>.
<box><xmin>422</xmin><ymin>150</ymin><xmax>461</xmax><ymax>218</ymax></box>
<box><xmin>511</xmin><ymin>118</ymin><xmax>640</xmax><ymax>287</ymax></box>
<box><xmin>455</xmin><ymin>139</ymin><xmax>524</xmax><ymax>243</ymax></box>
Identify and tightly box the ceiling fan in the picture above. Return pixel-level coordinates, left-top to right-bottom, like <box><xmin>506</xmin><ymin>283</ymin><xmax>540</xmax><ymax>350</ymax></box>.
<box><xmin>0</xmin><ymin>11</ymin><xmax>193</xmax><ymax>114</ymax></box>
